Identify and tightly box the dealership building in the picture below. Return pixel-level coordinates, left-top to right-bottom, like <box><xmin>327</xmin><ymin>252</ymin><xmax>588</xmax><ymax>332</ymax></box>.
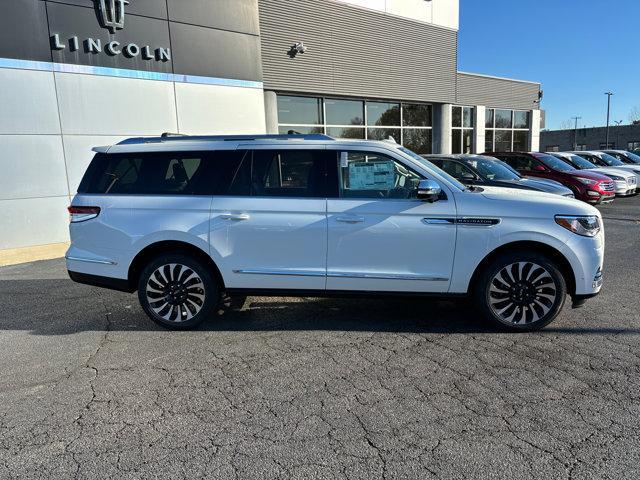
<box><xmin>0</xmin><ymin>0</ymin><xmax>542</xmax><ymax>259</ymax></box>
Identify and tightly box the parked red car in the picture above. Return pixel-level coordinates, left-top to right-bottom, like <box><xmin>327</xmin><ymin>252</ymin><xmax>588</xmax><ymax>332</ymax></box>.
<box><xmin>486</xmin><ymin>152</ymin><xmax>615</xmax><ymax>204</ymax></box>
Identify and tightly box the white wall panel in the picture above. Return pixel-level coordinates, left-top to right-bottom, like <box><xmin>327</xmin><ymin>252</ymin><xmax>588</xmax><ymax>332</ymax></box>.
<box><xmin>63</xmin><ymin>135</ymin><xmax>127</xmax><ymax>195</ymax></box>
<box><xmin>0</xmin><ymin>135</ymin><xmax>67</xmax><ymax>200</ymax></box>
<box><xmin>55</xmin><ymin>73</ymin><xmax>178</xmax><ymax>135</ymax></box>
<box><xmin>0</xmin><ymin>196</ymin><xmax>70</xmax><ymax>249</ymax></box>
<box><xmin>334</xmin><ymin>0</ymin><xmax>458</xmax><ymax>29</ymax></box>
<box><xmin>432</xmin><ymin>0</ymin><xmax>459</xmax><ymax>30</ymax></box>
<box><xmin>386</xmin><ymin>0</ymin><xmax>433</xmax><ymax>24</ymax></box>
<box><xmin>0</xmin><ymin>69</ymin><xmax>61</xmax><ymax>135</ymax></box>
<box><xmin>175</xmin><ymin>83</ymin><xmax>266</xmax><ymax>135</ymax></box>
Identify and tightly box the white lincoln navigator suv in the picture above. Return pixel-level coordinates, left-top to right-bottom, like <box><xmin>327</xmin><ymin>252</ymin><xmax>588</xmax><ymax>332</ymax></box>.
<box><xmin>66</xmin><ymin>134</ymin><xmax>605</xmax><ymax>331</ymax></box>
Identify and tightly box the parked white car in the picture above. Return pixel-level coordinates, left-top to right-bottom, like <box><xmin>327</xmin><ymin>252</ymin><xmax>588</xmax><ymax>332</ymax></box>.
<box><xmin>548</xmin><ymin>152</ymin><xmax>637</xmax><ymax>196</ymax></box>
<box><xmin>66</xmin><ymin>134</ymin><xmax>605</xmax><ymax>331</ymax></box>
<box><xmin>568</xmin><ymin>151</ymin><xmax>640</xmax><ymax>190</ymax></box>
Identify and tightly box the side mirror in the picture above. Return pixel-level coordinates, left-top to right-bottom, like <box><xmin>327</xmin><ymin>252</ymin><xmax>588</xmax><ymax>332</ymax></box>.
<box><xmin>461</xmin><ymin>172</ymin><xmax>477</xmax><ymax>181</ymax></box>
<box><xmin>533</xmin><ymin>165</ymin><xmax>547</xmax><ymax>172</ymax></box>
<box><xmin>416</xmin><ymin>179</ymin><xmax>442</xmax><ymax>202</ymax></box>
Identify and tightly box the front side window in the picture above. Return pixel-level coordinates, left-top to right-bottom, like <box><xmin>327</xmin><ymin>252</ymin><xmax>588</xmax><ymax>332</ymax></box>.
<box><xmin>439</xmin><ymin>160</ymin><xmax>477</xmax><ymax>181</ymax></box>
<box><xmin>337</xmin><ymin>151</ymin><xmax>422</xmax><ymax>199</ymax></box>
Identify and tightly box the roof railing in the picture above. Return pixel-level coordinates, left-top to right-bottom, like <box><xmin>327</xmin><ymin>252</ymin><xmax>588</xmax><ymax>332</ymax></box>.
<box><xmin>118</xmin><ymin>133</ymin><xmax>335</xmax><ymax>145</ymax></box>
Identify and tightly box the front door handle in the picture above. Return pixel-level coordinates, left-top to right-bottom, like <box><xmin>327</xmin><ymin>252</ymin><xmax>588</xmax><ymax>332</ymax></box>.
<box><xmin>221</xmin><ymin>213</ymin><xmax>251</xmax><ymax>221</ymax></box>
<box><xmin>336</xmin><ymin>215</ymin><xmax>365</xmax><ymax>224</ymax></box>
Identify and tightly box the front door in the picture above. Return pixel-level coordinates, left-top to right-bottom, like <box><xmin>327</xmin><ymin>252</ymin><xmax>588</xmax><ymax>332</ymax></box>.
<box><xmin>209</xmin><ymin>147</ymin><xmax>330</xmax><ymax>290</ymax></box>
<box><xmin>326</xmin><ymin>148</ymin><xmax>457</xmax><ymax>293</ymax></box>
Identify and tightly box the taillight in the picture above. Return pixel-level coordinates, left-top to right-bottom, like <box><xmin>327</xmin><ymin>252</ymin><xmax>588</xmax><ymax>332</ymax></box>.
<box><xmin>68</xmin><ymin>206</ymin><xmax>101</xmax><ymax>223</ymax></box>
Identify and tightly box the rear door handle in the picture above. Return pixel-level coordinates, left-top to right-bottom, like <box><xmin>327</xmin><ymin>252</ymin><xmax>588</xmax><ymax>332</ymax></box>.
<box><xmin>336</xmin><ymin>215</ymin><xmax>365</xmax><ymax>224</ymax></box>
<box><xmin>220</xmin><ymin>213</ymin><xmax>250</xmax><ymax>221</ymax></box>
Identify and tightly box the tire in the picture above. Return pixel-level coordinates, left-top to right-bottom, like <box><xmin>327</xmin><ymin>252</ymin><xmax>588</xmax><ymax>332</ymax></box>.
<box><xmin>138</xmin><ymin>253</ymin><xmax>219</xmax><ymax>330</ymax></box>
<box><xmin>473</xmin><ymin>252</ymin><xmax>567</xmax><ymax>331</ymax></box>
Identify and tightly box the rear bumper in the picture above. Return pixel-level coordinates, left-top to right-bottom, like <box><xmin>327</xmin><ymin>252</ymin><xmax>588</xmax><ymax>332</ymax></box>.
<box><xmin>68</xmin><ymin>270</ymin><xmax>134</xmax><ymax>293</ymax></box>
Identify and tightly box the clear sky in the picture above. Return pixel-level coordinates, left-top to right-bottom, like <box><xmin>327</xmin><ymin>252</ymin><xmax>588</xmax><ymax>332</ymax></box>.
<box><xmin>457</xmin><ymin>0</ymin><xmax>640</xmax><ymax>131</ymax></box>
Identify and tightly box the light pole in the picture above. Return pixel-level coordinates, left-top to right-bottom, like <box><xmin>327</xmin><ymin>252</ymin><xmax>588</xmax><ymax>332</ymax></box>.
<box><xmin>572</xmin><ymin>116</ymin><xmax>582</xmax><ymax>150</ymax></box>
<box><xmin>605</xmin><ymin>92</ymin><xmax>614</xmax><ymax>148</ymax></box>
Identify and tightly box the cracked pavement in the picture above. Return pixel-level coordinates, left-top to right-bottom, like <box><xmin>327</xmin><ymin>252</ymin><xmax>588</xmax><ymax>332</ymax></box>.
<box><xmin>0</xmin><ymin>197</ymin><xmax>638</xmax><ymax>479</ymax></box>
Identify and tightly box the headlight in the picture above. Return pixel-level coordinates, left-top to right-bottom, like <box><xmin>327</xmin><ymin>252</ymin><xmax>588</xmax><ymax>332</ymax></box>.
<box><xmin>575</xmin><ymin>177</ymin><xmax>597</xmax><ymax>186</ymax></box>
<box><xmin>555</xmin><ymin>215</ymin><xmax>601</xmax><ymax>237</ymax></box>
<box><xmin>606</xmin><ymin>174</ymin><xmax>623</xmax><ymax>181</ymax></box>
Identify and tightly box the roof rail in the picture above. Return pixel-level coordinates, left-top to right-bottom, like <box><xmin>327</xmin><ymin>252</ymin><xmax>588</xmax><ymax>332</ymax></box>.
<box><xmin>117</xmin><ymin>133</ymin><xmax>335</xmax><ymax>145</ymax></box>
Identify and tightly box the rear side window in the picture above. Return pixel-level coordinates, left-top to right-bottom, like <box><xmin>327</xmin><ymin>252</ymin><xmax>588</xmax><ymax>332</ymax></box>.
<box><xmin>251</xmin><ymin>150</ymin><xmax>327</xmax><ymax>198</ymax></box>
<box><xmin>499</xmin><ymin>155</ymin><xmax>535</xmax><ymax>171</ymax></box>
<box><xmin>78</xmin><ymin>151</ymin><xmax>247</xmax><ymax>195</ymax></box>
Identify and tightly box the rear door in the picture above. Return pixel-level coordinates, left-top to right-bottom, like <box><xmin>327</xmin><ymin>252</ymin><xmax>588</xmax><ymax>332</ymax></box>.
<box><xmin>209</xmin><ymin>146</ymin><xmax>331</xmax><ymax>290</ymax></box>
<box><xmin>325</xmin><ymin>147</ymin><xmax>457</xmax><ymax>293</ymax></box>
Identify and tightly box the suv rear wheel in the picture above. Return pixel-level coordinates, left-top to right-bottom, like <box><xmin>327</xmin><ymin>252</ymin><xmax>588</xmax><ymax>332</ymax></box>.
<box><xmin>138</xmin><ymin>254</ymin><xmax>219</xmax><ymax>330</ymax></box>
<box><xmin>474</xmin><ymin>252</ymin><xmax>567</xmax><ymax>331</ymax></box>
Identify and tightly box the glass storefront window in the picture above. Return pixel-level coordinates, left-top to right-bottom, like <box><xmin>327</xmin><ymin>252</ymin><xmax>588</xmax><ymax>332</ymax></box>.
<box><xmin>404</xmin><ymin>129</ymin><xmax>432</xmax><ymax>154</ymax></box>
<box><xmin>276</xmin><ymin>95</ymin><xmax>432</xmax><ymax>152</ymax></box>
<box><xmin>452</xmin><ymin>129</ymin><xmax>462</xmax><ymax>154</ymax></box>
<box><xmin>485</xmin><ymin>109</ymin><xmax>530</xmax><ymax>152</ymax></box>
<box><xmin>367</xmin><ymin>128</ymin><xmax>401</xmax><ymax>143</ymax></box>
<box><xmin>463</xmin><ymin>107</ymin><xmax>473</xmax><ymax>128</ymax></box>
<box><xmin>325</xmin><ymin>99</ymin><xmax>364</xmax><ymax>126</ymax></box>
<box><xmin>277</xmin><ymin>95</ymin><xmax>323</xmax><ymax>125</ymax></box>
<box><xmin>513</xmin><ymin>130</ymin><xmax>529</xmax><ymax>151</ymax></box>
<box><xmin>495</xmin><ymin>130</ymin><xmax>513</xmax><ymax>152</ymax></box>
<box><xmin>403</xmin><ymin>104</ymin><xmax>432</xmax><ymax>127</ymax></box>
<box><xmin>485</xmin><ymin>130</ymin><xmax>494</xmax><ymax>152</ymax></box>
<box><xmin>514</xmin><ymin>111</ymin><xmax>530</xmax><ymax>129</ymax></box>
<box><xmin>485</xmin><ymin>109</ymin><xmax>494</xmax><ymax>128</ymax></box>
<box><xmin>495</xmin><ymin>109</ymin><xmax>513</xmax><ymax>129</ymax></box>
<box><xmin>367</xmin><ymin>101</ymin><xmax>400</xmax><ymax>126</ymax></box>
<box><xmin>452</xmin><ymin>106</ymin><xmax>474</xmax><ymax>153</ymax></box>
<box><xmin>278</xmin><ymin>126</ymin><xmax>324</xmax><ymax>135</ymax></box>
<box><xmin>452</xmin><ymin>106</ymin><xmax>462</xmax><ymax>128</ymax></box>
<box><xmin>326</xmin><ymin>127</ymin><xmax>365</xmax><ymax>139</ymax></box>
<box><xmin>463</xmin><ymin>129</ymin><xmax>473</xmax><ymax>153</ymax></box>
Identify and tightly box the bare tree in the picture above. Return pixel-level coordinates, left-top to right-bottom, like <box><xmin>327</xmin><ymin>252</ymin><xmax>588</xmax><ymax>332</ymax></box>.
<box><xmin>629</xmin><ymin>106</ymin><xmax>640</xmax><ymax>125</ymax></box>
<box><xmin>558</xmin><ymin>119</ymin><xmax>574</xmax><ymax>130</ymax></box>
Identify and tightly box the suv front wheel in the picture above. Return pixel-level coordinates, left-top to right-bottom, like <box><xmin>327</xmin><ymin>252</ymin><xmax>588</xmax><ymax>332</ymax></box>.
<box><xmin>474</xmin><ymin>252</ymin><xmax>567</xmax><ymax>331</ymax></box>
<box><xmin>138</xmin><ymin>254</ymin><xmax>219</xmax><ymax>330</ymax></box>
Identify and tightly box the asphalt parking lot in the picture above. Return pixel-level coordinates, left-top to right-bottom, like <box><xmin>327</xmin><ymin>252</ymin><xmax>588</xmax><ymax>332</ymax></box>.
<box><xmin>0</xmin><ymin>197</ymin><xmax>638</xmax><ymax>480</ymax></box>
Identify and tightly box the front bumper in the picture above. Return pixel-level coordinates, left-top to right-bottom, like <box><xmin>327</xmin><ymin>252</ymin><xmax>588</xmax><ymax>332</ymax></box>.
<box><xmin>613</xmin><ymin>180</ymin><xmax>637</xmax><ymax>196</ymax></box>
<box><xmin>585</xmin><ymin>191</ymin><xmax>615</xmax><ymax>204</ymax></box>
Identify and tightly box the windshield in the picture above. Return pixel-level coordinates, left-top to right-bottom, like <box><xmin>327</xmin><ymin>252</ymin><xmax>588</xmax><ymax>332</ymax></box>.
<box><xmin>621</xmin><ymin>151</ymin><xmax>640</xmax><ymax>164</ymax></box>
<box><xmin>536</xmin><ymin>153</ymin><xmax>575</xmax><ymax>172</ymax></box>
<box><xmin>399</xmin><ymin>147</ymin><xmax>467</xmax><ymax>191</ymax></box>
<box><xmin>598</xmin><ymin>153</ymin><xmax>625</xmax><ymax>166</ymax></box>
<box><xmin>467</xmin><ymin>157</ymin><xmax>520</xmax><ymax>181</ymax></box>
<box><xmin>566</xmin><ymin>154</ymin><xmax>596</xmax><ymax>169</ymax></box>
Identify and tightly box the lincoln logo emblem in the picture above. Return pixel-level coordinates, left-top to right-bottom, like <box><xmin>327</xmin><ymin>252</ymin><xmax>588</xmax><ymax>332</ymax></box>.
<box><xmin>97</xmin><ymin>0</ymin><xmax>129</xmax><ymax>33</ymax></box>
